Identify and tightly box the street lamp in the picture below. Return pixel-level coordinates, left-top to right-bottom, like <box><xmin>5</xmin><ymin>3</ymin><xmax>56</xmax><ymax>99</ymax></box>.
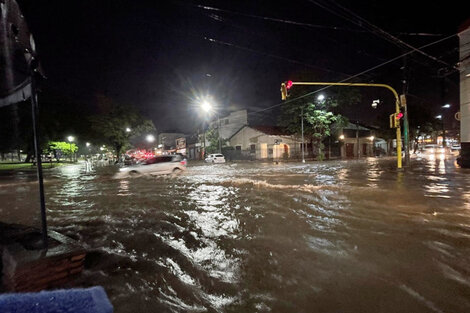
<box><xmin>146</xmin><ymin>134</ymin><xmax>155</xmax><ymax>143</ymax></box>
<box><xmin>317</xmin><ymin>94</ymin><xmax>325</xmax><ymax>102</ymax></box>
<box><xmin>201</xmin><ymin>100</ymin><xmax>212</xmax><ymax>113</ymax></box>
<box><xmin>442</xmin><ymin>104</ymin><xmax>451</xmax><ymax>109</ymax></box>
<box><xmin>339</xmin><ymin>134</ymin><xmax>345</xmax><ymax>140</ymax></box>
<box><xmin>199</xmin><ymin>98</ymin><xmax>222</xmax><ymax>154</ymax></box>
<box><xmin>67</xmin><ymin>135</ymin><xmax>75</xmax><ymax>142</ymax></box>
<box><xmin>86</xmin><ymin>142</ymin><xmax>91</xmax><ymax>147</ymax></box>
<box><xmin>125</xmin><ymin>127</ymin><xmax>131</xmax><ymax>133</ymax></box>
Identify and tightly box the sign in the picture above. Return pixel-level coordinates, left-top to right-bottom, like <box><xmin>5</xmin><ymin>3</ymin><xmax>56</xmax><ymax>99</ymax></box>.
<box><xmin>400</xmin><ymin>94</ymin><xmax>407</xmax><ymax>108</ymax></box>
<box><xmin>176</xmin><ymin>137</ymin><xmax>186</xmax><ymax>149</ymax></box>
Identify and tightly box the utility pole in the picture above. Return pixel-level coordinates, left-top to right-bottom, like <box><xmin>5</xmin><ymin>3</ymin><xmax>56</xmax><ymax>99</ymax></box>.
<box><xmin>217</xmin><ymin>115</ymin><xmax>222</xmax><ymax>153</ymax></box>
<box><xmin>301</xmin><ymin>107</ymin><xmax>305</xmax><ymax>163</ymax></box>
<box><xmin>402</xmin><ymin>57</ymin><xmax>410</xmax><ymax>166</ymax></box>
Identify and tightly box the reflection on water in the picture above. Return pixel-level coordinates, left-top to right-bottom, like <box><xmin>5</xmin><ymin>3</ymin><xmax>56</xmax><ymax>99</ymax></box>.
<box><xmin>1</xmin><ymin>156</ymin><xmax>470</xmax><ymax>313</ymax></box>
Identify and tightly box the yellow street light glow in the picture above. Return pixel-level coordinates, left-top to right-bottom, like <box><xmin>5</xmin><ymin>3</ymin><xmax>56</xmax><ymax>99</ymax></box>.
<box><xmin>339</xmin><ymin>134</ymin><xmax>345</xmax><ymax>140</ymax></box>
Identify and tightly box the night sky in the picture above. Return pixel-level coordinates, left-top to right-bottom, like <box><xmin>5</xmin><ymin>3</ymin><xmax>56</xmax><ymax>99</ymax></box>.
<box><xmin>17</xmin><ymin>0</ymin><xmax>468</xmax><ymax>133</ymax></box>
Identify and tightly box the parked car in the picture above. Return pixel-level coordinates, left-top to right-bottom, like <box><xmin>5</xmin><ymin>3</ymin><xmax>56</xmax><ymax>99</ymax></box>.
<box><xmin>205</xmin><ymin>154</ymin><xmax>226</xmax><ymax>163</ymax></box>
<box><xmin>115</xmin><ymin>155</ymin><xmax>186</xmax><ymax>178</ymax></box>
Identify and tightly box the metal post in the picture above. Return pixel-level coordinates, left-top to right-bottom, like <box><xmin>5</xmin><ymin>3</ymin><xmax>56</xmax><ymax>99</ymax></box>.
<box><xmin>356</xmin><ymin>123</ymin><xmax>360</xmax><ymax>158</ymax></box>
<box><xmin>217</xmin><ymin>115</ymin><xmax>222</xmax><ymax>153</ymax></box>
<box><xmin>30</xmin><ymin>71</ymin><xmax>48</xmax><ymax>249</ymax></box>
<box><xmin>301</xmin><ymin>107</ymin><xmax>305</xmax><ymax>163</ymax></box>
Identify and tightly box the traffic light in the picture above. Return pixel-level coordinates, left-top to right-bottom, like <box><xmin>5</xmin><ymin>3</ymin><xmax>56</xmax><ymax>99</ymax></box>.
<box><xmin>389</xmin><ymin>112</ymin><xmax>403</xmax><ymax>128</ymax></box>
<box><xmin>280</xmin><ymin>80</ymin><xmax>293</xmax><ymax>100</ymax></box>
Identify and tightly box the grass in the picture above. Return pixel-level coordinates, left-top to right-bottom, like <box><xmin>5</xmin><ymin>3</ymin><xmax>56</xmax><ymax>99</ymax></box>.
<box><xmin>0</xmin><ymin>162</ymin><xmax>68</xmax><ymax>171</ymax></box>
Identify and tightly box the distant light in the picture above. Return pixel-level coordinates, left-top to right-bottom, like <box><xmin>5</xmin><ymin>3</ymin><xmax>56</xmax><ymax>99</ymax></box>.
<box><xmin>286</xmin><ymin>80</ymin><xmax>293</xmax><ymax>89</ymax></box>
<box><xmin>369</xmin><ymin>136</ymin><xmax>375</xmax><ymax>141</ymax></box>
<box><xmin>396</xmin><ymin>112</ymin><xmax>403</xmax><ymax>120</ymax></box>
<box><xmin>442</xmin><ymin>104</ymin><xmax>451</xmax><ymax>108</ymax></box>
<box><xmin>339</xmin><ymin>134</ymin><xmax>345</xmax><ymax>140</ymax></box>
<box><xmin>467</xmin><ymin>73</ymin><xmax>470</xmax><ymax>77</ymax></box>
<box><xmin>125</xmin><ymin>127</ymin><xmax>131</xmax><ymax>132</ymax></box>
<box><xmin>86</xmin><ymin>142</ymin><xmax>91</xmax><ymax>147</ymax></box>
<box><xmin>158</xmin><ymin>144</ymin><xmax>163</xmax><ymax>148</ymax></box>
<box><xmin>371</xmin><ymin>99</ymin><xmax>380</xmax><ymax>109</ymax></box>
<box><xmin>201</xmin><ymin>100</ymin><xmax>212</xmax><ymax>113</ymax></box>
<box><xmin>205</xmin><ymin>73</ymin><xmax>212</xmax><ymax>77</ymax></box>
<box><xmin>67</xmin><ymin>136</ymin><xmax>75</xmax><ymax>142</ymax></box>
<box><xmin>100</xmin><ymin>147</ymin><xmax>104</xmax><ymax>151</ymax></box>
<box><xmin>317</xmin><ymin>94</ymin><xmax>325</xmax><ymax>101</ymax></box>
<box><xmin>146</xmin><ymin>134</ymin><xmax>155</xmax><ymax>142</ymax></box>
<box><xmin>436</xmin><ymin>115</ymin><xmax>442</xmax><ymax>119</ymax></box>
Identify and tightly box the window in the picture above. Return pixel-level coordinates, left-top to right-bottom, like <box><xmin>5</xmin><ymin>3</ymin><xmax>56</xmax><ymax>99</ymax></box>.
<box><xmin>224</xmin><ymin>119</ymin><xmax>229</xmax><ymax>125</ymax></box>
<box><xmin>236</xmin><ymin>146</ymin><xmax>241</xmax><ymax>151</ymax></box>
<box><xmin>250</xmin><ymin>144</ymin><xmax>256</xmax><ymax>153</ymax></box>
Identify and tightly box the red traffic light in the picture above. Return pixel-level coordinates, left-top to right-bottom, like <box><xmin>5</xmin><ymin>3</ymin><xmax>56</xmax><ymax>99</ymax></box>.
<box><xmin>395</xmin><ymin>112</ymin><xmax>403</xmax><ymax>120</ymax></box>
<box><xmin>286</xmin><ymin>80</ymin><xmax>293</xmax><ymax>89</ymax></box>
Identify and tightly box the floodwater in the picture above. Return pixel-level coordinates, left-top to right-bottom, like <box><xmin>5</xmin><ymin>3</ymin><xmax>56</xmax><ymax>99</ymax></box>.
<box><xmin>1</xmin><ymin>155</ymin><xmax>470</xmax><ymax>313</ymax></box>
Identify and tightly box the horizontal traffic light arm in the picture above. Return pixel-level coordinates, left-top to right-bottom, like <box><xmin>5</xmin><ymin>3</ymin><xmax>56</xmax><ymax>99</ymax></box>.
<box><xmin>288</xmin><ymin>81</ymin><xmax>400</xmax><ymax>113</ymax></box>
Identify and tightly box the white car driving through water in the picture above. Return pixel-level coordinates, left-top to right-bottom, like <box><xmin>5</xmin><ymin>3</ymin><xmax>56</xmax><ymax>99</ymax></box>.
<box><xmin>115</xmin><ymin>154</ymin><xmax>186</xmax><ymax>178</ymax></box>
<box><xmin>205</xmin><ymin>154</ymin><xmax>226</xmax><ymax>163</ymax></box>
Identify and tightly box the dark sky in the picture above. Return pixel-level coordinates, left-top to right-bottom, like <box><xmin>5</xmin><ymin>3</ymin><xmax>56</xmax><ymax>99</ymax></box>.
<box><xmin>17</xmin><ymin>0</ymin><xmax>469</xmax><ymax>133</ymax></box>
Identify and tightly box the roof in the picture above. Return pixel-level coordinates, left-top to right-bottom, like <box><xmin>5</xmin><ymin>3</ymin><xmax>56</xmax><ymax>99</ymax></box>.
<box><xmin>250</xmin><ymin>125</ymin><xmax>290</xmax><ymax>136</ymax></box>
<box><xmin>229</xmin><ymin>125</ymin><xmax>291</xmax><ymax>140</ymax></box>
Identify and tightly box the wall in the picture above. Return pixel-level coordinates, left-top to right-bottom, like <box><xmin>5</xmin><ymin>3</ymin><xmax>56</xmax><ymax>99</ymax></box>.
<box><xmin>229</xmin><ymin>127</ymin><xmax>301</xmax><ymax>159</ymax></box>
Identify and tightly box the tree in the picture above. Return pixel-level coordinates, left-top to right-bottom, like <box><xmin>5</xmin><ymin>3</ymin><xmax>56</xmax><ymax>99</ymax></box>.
<box><xmin>280</xmin><ymin>86</ymin><xmax>353</xmax><ymax>160</ymax></box>
<box><xmin>89</xmin><ymin>95</ymin><xmax>156</xmax><ymax>160</ymax></box>
<box><xmin>205</xmin><ymin>127</ymin><xmax>225</xmax><ymax>154</ymax></box>
<box><xmin>47</xmin><ymin>141</ymin><xmax>78</xmax><ymax>161</ymax></box>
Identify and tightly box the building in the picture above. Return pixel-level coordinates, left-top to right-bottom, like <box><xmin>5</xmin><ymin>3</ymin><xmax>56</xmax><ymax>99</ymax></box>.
<box><xmin>228</xmin><ymin>125</ymin><xmax>302</xmax><ymax>160</ymax></box>
<box><xmin>209</xmin><ymin>109</ymin><xmax>248</xmax><ymax>142</ymax></box>
<box><xmin>157</xmin><ymin>132</ymin><xmax>186</xmax><ymax>150</ymax></box>
<box><xmin>337</xmin><ymin>122</ymin><xmax>376</xmax><ymax>158</ymax></box>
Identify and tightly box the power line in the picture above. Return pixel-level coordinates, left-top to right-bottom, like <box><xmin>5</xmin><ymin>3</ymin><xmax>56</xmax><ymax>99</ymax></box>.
<box><xmin>246</xmin><ymin>32</ymin><xmax>458</xmax><ymax>116</ymax></box>
<box><xmin>192</xmin><ymin>3</ymin><xmax>442</xmax><ymax>37</ymax></box>
<box><xmin>203</xmin><ymin>37</ymin><xmax>351</xmax><ymax>77</ymax></box>
<box><xmin>308</xmin><ymin>0</ymin><xmax>456</xmax><ymax>71</ymax></box>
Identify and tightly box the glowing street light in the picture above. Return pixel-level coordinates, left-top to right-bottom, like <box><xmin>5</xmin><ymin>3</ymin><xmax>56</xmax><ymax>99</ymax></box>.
<box><xmin>436</xmin><ymin>115</ymin><xmax>443</xmax><ymax>119</ymax></box>
<box><xmin>67</xmin><ymin>136</ymin><xmax>75</xmax><ymax>142</ymax></box>
<box><xmin>86</xmin><ymin>142</ymin><xmax>91</xmax><ymax>147</ymax></box>
<box><xmin>317</xmin><ymin>94</ymin><xmax>325</xmax><ymax>101</ymax></box>
<box><xmin>369</xmin><ymin>136</ymin><xmax>375</xmax><ymax>141</ymax></box>
<box><xmin>201</xmin><ymin>100</ymin><xmax>213</xmax><ymax>113</ymax></box>
<box><xmin>339</xmin><ymin>134</ymin><xmax>345</xmax><ymax>140</ymax></box>
<box><xmin>442</xmin><ymin>104</ymin><xmax>451</xmax><ymax>109</ymax></box>
<box><xmin>125</xmin><ymin>127</ymin><xmax>131</xmax><ymax>132</ymax></box>
<box><xmin>146</xmin><ymin>134</ymin><xmax>155</xmax><ymax>143</ymax></box>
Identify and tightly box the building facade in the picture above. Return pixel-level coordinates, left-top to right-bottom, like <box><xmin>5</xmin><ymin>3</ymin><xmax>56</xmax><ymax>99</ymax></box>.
<box><xmin>228</xmin><ymin>125</ymin><xmax>302</xmax><ymax>160</ymax></box>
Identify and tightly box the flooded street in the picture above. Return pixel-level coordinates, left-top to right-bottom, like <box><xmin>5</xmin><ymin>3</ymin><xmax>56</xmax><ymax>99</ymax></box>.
<box><xmin>1</xmin><ymin>156</ymin><xmax>470</xmax><ymax>312</ymax></box>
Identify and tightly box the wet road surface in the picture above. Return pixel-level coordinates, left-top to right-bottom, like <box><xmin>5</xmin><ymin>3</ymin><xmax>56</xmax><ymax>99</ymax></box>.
<box><xmin>1</xmin><ymin>155</ymin><xmax>470</xmax><ymax>312</ymax></box>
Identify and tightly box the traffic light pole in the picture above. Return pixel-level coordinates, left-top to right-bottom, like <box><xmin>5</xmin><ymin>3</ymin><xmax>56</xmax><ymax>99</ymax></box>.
<box><xmin>282</xmin><ymin>81</ymin><xmax>405</xmax><ymax>169</ymax></box>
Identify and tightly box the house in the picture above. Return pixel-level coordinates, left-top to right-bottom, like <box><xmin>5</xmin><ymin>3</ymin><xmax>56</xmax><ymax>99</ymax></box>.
<box><xmin>228</xmin><ymin>125</ymin><xmax>302</xmax><ymax>160</ymax></box>
<box><xmin>337</xmin><ymin>122</ymin><xmax>376</xmax><ymax>158</ymax></box>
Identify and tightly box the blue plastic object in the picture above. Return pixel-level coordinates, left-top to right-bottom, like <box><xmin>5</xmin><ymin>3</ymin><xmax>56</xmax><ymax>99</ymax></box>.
<box><xmin>0</xmin><ymin>286</ymin><xmax>113</xmax><ymax>313</ymax></box>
